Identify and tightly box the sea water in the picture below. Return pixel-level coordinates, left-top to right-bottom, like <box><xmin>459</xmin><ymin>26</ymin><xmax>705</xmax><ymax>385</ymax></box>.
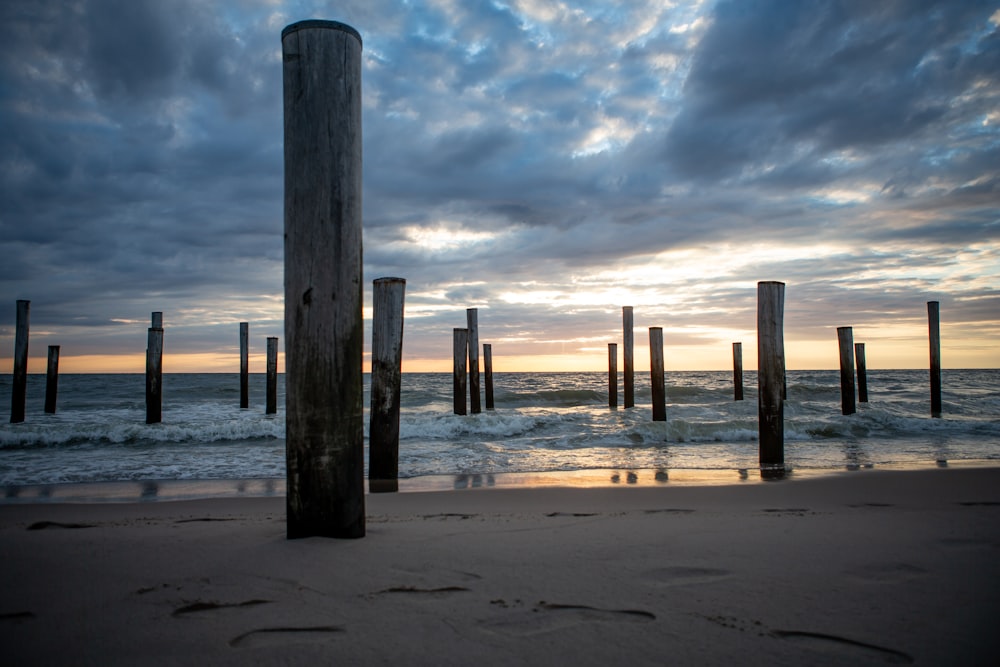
<box><xmin>0</xmin><ymin>370</ymin><xmax>997</xmax><ymax>487</ymax></box>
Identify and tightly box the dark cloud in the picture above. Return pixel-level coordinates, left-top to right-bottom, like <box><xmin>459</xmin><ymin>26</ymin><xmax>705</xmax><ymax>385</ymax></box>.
<box><xmin>0</xmin><ymin>0</ymin><xmax>996</xmax><ymax>368</ymax></box>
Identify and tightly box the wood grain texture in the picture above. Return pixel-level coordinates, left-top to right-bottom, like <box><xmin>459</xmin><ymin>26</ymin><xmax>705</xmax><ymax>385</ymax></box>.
<box><xmin>369</xmin><ymin>278</ymin><xmax>405</xmax><ymax>483</ymax></box>
<box><xmin>10</xmin><ymin>300</ymin><xmax>29</xmax><ymax>423</ymax></box>
<box><xmin>757</xmin><ymin>282</ymin><xmax>785</xmax><ymax>468</ymax></box>
<box><xmin>649</xmin><ymin>327</ymin><xmax>665</xmax><ymax>422</ymax></box>
<box><xmin>282</xmin><ymin>20</ymin><xmax>365</xmax><ymax>538</ymax></box>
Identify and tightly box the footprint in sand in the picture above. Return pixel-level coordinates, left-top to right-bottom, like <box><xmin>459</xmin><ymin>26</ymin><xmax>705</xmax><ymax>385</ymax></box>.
<box><xmin>643</xmin><ymin>566</ymin><xmax>732</xmax><ymax>586</ymax></box>
<box><xmin>480</xmin><ymin>602</ymin><xmax>655</xmax><ymax>637</ymax></box>
<box><xmin>773</xmin><ymin>630</ymin><xmax>914</xmax><ymax>664</ymax></box>
<box><xmin>229</xmin><ymin>626</ymin><xmax>344</xmax><ymax>648</ymax></box>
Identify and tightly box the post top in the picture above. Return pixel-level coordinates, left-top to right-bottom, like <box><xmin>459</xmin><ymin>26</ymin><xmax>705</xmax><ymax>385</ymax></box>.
<box><xmin>374</xmin><ymin>276</ymin><xmax>406</xmax><ymax>284</ymax></box>
<box><xmin>282</xmin><ymin>20</ymin><xmax>362</xmax><ymax>45</ymax></box>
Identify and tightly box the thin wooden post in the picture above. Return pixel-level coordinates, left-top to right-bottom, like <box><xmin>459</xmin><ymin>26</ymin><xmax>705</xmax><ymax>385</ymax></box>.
<box><xmin>467</xmin><ymin>308</ymin><xmax>481</xmax><ymax>414</ymax></box>
<box><xmin>623</xmin><ymin>306</ymin><xmax>634</xmax><ymax>408</ymax></box>
<box><xmin>146</xmin><ymin>312</ymin><xmax>163</xmax><ymax>425</ymax></box>
<box><xmin>649</xmin><ymin>327</ymin><xmax>666</xmax><ymax>421</ymax></box>
<box><xmin>484</xmin><ymin>343</ymin><xmax>495</xmax><ymax>410</ymax></box>
<box><xmin>240</xmin><ymin>322</ymin><xmax>249</xmax><ymax>409</ymax></box>
<box><xmin>266</xmin><ymin>337</ymin><xmax>278</xmax><ymax>415</ymax></box>
<box><xmin>732</xmin><ymin>341</ymin><xmax>744</xmax><ymax>401</ymax></box>
<box><xmin>282</xmin><ymin>19</ymin><xmax>365</xmax><ymax>539</ymax></box>
<box><xmin>928</xmin><ymin>301</ymin><xmax>941</xmax><ymax>418</ymax></box>
<box><xmin>758</xmin><ymin>281</ymin><xmax>785</xmax><ymax>471</ymax></box>
<box><xmin>837</xmin><ymin>326</ymin><xmax>856</xmax><ymax>415</ymax></box>
<box><xmin>855</xmin><ymin>342</ymin><xmax>868</xmax><ymax>403</ymax></box>
<box><xmin>453</xmin><ymin>328</ymin><xmax>468</xmax><ymax>415</ymax></box>
<box><xmin>45</xmin><ymin>345</ymin><xmax>60</xmax><ymax>414</ymax></box>
<box><xmin>10</xmin><ymin>300</ymin><xmax>29</xmax><ymax>423</ymax></box>
<box><xmin>608</xmin><ymin>343</ymin><xmax>618</xmax><ymax>409</ymax></box>
<box><xmin>369</xmin><ymin>277</ymin><xmax>405</xmax><ymax>492</ymax></box>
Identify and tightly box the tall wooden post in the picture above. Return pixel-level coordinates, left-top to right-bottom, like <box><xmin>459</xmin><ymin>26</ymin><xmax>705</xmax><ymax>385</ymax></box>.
<box><xmin>369</xmin><ymin>277</ymin><xmax>405</xmax><ymax>492</ymax></box>
<box><xmin>266</xmin><ymin>337</ymin><xmax>278</xmax><ymax>415</ymax></box>
<box><xmin>10</xmin><ymin>300</ymin><xmax>29</xmax><ymax>423</ymax></box>
<box><xmin>649</xmin><ymin>327</ymin><xmax>666</xmax><ymax>422</ymax></box>
<box><xmin>623</xmin><ymin>306</ymin><xmax>634</xmax><ymax>408</ymax></box>
<box><xmin>837</xmin><ymin>326</ymin><xmax>856</xmax><ymax>416</ymax></box>
<box><xmin>44</xmin><ymin>345</ymin><xmax>60</xmax><ymax>414</ymax></box>
<box><xmin>928</xmin><ymin>301</ymin><xmax>941</xmax><ymax>418</ymax></box>
<box><xmin>146</xmin><ymin>312</ymin><xmax>163</xmax><ymax>425</ymax></box>
<box><xmin>453</xmin><ymin>328</ymin><xmax>468</xmax><ymax>416</ymax></box>
<box><xmin>484</xmin><ymin>343</ymin><xmax>495</xmax><ymax>410</ymax></box>
<box><xmin>855</xmin><ymin>342</ymin><xmax>868</xmax><ymax>403</ymax></box>
<box><xmin>757</xmin><ymin>281</ymin><xmax>785</xmax><ymax>471</ymax></box>
<box><xmin>732</xmin><ymin>341</ymin><xmax>744</xmax><ymax>401</ymax></box>
<box><xmin>608</xmin><ymin>343</ymin><xmax>618</xmax><ymax>409</ymax></box>
<box><xmin>467</xmin><ymin>308</ymin><xmax>481</xmax><ymax>414</ymax></box>
<box><xmin>240</xmin><ymin>322</ymin><xmax>249</xmax><ymax>409</ymax></box>
<box><xmin>282</xmin><ymin>19</ymin><xmax>365</xmax><ymax>539</ymax></box>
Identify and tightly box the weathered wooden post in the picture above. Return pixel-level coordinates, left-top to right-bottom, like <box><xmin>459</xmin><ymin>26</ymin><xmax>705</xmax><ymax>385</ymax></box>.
<box><xmin>928</xmin><ymin>301</ymin><xmax>941</xmax><ymax>418</ymax></box>
<box><xmin>837</xmin><ymin>326</ymin><xmax>856</xmax><ymax>416</ymax></box>
<box><xmin>146</xmin><ymin>312</ymin><xmax>163</xmax><ymax>425</ymax></box>
<box><xmin>732</xmin><ymin>341</ymin><xmax>744</xmax><ymax>401</ymax></box>
<box><xmin>484</xmin><ymin>343</ymin><xmax>495</xmax><ymax>410</ymax></box>
<box><xmin>266</xmin><ymin>337</ymin><xmax>278</xmax><ymax>415</ymax></box>
<box><xmin>240</xmin><ymin>322</ymin><xmax>249</xmax><ymax>409</ymax></box>
<box><xmin>467</xmin><ymin>308</ymin><xmax>481</xmax><ymax>414</ymax></box>
<box><xmin>10</xmin><ymin>300</ymin><xmax>29</xmax><ymax>423</ymax></box>
<box><xmin>453</xmin><ymin>328</ymin><xmax>468</xmax><ymax>416</ymax></box>
<box><xmin>44</xmin><ymin>345</ymin><xmax>60</xmax><ymax>414</ymax></box>
<box><xmin>649</xmin><ymin>327</ymin><xmax>666</xmax><ymax>421</ymax></box>
<box><xmin>855</xmin><ymin>342</ymin><xmax>868</xmax><ymax>403</ymax></box>
<box><xmin>608</xmin><ymin>343</ymin><xmax>618</xmax><ymax>409</ymax></box>
<box><xmin>758</xmin><ymin>281</ymin><xmax>785</xmax><ymax>472</ymax></box>
<box><xmin>369</xmin><ymin>277</ymin><xmax>405</xmax><ymax>492</ymax></box>
<box><xmin>623</xmin><ymin>306</ymin><xmax>634</xmax><ymax>408</ymax></box>
<box><xmin>282</xmin><ymin>19</ymin><xmax>365</xmax><ymax>539</ymax></box>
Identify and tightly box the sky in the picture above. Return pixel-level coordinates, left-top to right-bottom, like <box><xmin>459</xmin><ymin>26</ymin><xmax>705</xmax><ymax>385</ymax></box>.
<box><xmin>1</xmin><ymin>0</ymin><xmax>998</xmax><ymax>374</ymax></box>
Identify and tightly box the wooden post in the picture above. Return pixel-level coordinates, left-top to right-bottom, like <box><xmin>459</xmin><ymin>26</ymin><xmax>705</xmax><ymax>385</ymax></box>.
<box><xmin>266</xmin><ymin>337</ymin><xmax>278</xmax><ymax>415</ymax></box>
<box><xmin>608</xmin><ymin>343</ymin><xmax>618</xmax><ymax>409</ymax></box>
<box><xmin>369</xmin><ymin>277</ymin><xmax>405</xmax><ymax>492</ymax></box>
<box><xmin>467</xmin><ymin>308</ymin><xmax>481</xmax><ymax>414</ymax></box>
<box><xmin>484</xmin><ymin>343</ymin><xmax>495</xmax><ymax>410</ymax></box>
<box><xmin>649</xmin><ymin>327</ymin><xmax>666</xmax><ymax>421</ymax></box>
<box><xmin>453</xmin><ymin>328</ymin><xmax>468</xmax><ymax>415</ymax></box>
<box><xmin>10</xmin><ymin>300</ymin><xmax>29</xmax><ymax>423</ymax></box>
<box><xmin>44</xmin><ymin>345</ymin><xmax>60</xmax><ymax>414</ymax></box>
<box><xmin>623</xmin><ymin>306</ymin><xmax>634</xmax><ymax>408</ymax></box>
<box><xmin>928</xmin><ymin>301</ymin><xmax>941</xmax><ymax>418</ymax></box>
<box><xmin>855</xmin><ymin>342</ymin><xmax>868</xmax><ymax>403</ymax></box>
<box><xmin>146</xmin><ymin>312</ymin><xmax>163</xmax><ymax>425</ymax></box>
<box><xmin>757</xmin><ymin>281</ymin><xmax>785</xmax><ymax>471</ymax></box>
<box><xmin>732</xmin><ymin>341</ymin><xmax>744</xmax><ymax>401</ymax></box>
<box><xmin>837</xmin><ymin>326</ymin><xmax>856</xmax><ymax>416</ymax></box>
<box><xmin>240</xmin><ymin>322</ymin><xmax>249</xmax><ymax>409</ymax></box>
<box><xmin>282</xmin><ymin>19</ymin><xmax>365</xmax><ymax>539</ymax></box>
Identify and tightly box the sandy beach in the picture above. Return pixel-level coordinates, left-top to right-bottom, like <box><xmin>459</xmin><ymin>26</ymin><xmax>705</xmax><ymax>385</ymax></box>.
<box><xmin>2</xmin><ymin>466</ymin><xmax>998</xmax><ymax>665</ymax></box>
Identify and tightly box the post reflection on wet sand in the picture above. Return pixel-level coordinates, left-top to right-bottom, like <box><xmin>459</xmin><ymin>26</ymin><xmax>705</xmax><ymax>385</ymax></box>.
<box><xmin>453</xmin><ymin>474</ymin><xmax>496</xmax><ymax>489</ymax></box>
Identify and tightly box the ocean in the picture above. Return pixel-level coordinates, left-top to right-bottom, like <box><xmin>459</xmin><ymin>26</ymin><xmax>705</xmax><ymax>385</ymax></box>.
<box><xmin>1</xmin><ymin>369</ymin><xmax>998</xmax><ymax>493</ymax></box>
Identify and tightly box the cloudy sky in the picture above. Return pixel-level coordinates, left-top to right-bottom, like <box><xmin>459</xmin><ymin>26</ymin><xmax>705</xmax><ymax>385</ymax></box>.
<box><xmin>1</xmin><ymin>0</ymin><xmax>998</xmax><ymax>373</ymax></box>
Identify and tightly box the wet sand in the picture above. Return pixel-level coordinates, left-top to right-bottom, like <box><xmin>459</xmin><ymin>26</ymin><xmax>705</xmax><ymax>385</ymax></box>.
<box><xmin>2</xmin><ymin>467</ymin><xmax>998</xmax><ymax>665</ymax></box>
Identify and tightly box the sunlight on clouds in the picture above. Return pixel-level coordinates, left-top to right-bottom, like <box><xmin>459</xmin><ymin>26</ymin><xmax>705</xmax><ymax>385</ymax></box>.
<box><xmin>810</xmin><ymin>186</ymin><xmax>876</xmax><ymax>204</ymax></box>
<box><xmin>572</xmin><ymin>113</ymin><xmax>639</xmax><ymax>157</ymax></box>
<box><xmin>401</xmin><ymin>224</ymin><xmax>501</xmax><ymax>252</ymax></box>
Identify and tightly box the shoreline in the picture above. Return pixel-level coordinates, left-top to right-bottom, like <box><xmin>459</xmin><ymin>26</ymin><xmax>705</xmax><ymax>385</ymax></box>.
<box><xmin>2</xmin><ymin>458</ymin><xmax>996</xmax><ymax>504</ymax></box>
<box><xmin>1</xmin><ymin>466</ymin><xmax>998</xmax><ymax>664</ymax></box>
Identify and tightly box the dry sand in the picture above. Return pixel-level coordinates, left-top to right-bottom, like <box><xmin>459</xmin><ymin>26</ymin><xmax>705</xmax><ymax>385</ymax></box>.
<box><xmin>1</xmin><ymin>467</ymin><xmax>998</xmax><ymax>665</ymax></box>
